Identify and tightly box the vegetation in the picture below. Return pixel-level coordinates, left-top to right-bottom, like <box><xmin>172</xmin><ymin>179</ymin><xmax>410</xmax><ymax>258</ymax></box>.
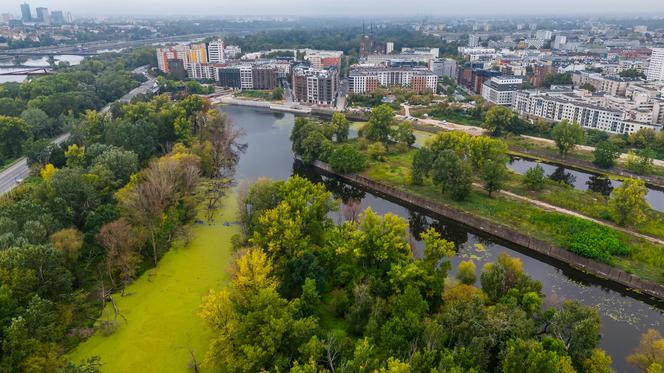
<box><xmin>200</xmin><ymin>175</ymin><xmax>612</xmax><ymax>372</ymax></box>
<box><xmin>593</xmin><ymin>141</ymin><xmax>620</xmax><ymax>169</ymax></box>
<box><xmin>627</xmin><ymin>329</ymin><xmax>664</xmax><ymax>372</ymax></box>
<box><xmin>0</xmin><ymin>91</ymin><xmax>243</xmax><ymax>370</ymax></box>
<box><xmin>619</xmin><ymin>69</ymin><xmax>647</xmax><ymax>79</ymax></box>
<box><xmin>609</xmin><ymin>178</ymin><xmax>649</xmax><ymax>226</ymax></box>
<box><xmin>483</xmin><ymin>105</ymin><xmax>514</xmax><ymax>137</ymax></box>
<box><xmin>544</xmin><ymin>72</ymin><xmax>573</xmax><ymax>88</ymax></box>
<box><xmin>523</xmin><ymin>164</ymin><xmax>546</xmax><ymax>191</ymax></box>
<box><xmin>552</xmin><ymin>120</ymin><xmax>585</xmax><ymax>157</ymax></box>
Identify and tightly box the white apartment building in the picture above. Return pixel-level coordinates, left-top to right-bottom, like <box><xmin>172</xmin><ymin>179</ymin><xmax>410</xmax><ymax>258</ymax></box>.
<box><xmin>188</xmin><ymin>63</ymin><xmax>217</xmax><ymax>81</ymax></box>
<box><xmin>348</xmin><ymin>67</ymin><xmax>438</xmax><ymax>94</ymax></box>
<box><xmin>514</xmin><ymin>89</ymin><xmax>662</xmax><ymax>134</ymax></box>
<box><xmin>429</xmin><ymin>58</ymin><xmax>458</xmax><ymax>80</ymax></box>
<box><xmin>646</xmin><ymin>48</ymin><xmax>664</xmax><ymax>81</ymax></box>
<box><xmin>535</xmin><ymin>30</ymin><xmax>553</xmax><ymax>40</ymax></box>
<box><xmin>239</xmin><ymin>65</ymin><xmax>253</xmax><ymax>89</ymax></box>
<box><xmin>386</xmin><ymin>42</ymin><xmax>394</xmax><ymax>54</ymax></box>
<box><xmin>225</xmin><ymin>45</ymin><xmax>242</xmax><ymax>59</ymax></box>
<box><xmin>208</xmin><ymin>39</ymin><xmax>225</xmax><ymax>64</ymax></box>
<box><xmin>482</xmin><ymin>76</ymin><xmax>523</xmax><ymax>107</ymax></box>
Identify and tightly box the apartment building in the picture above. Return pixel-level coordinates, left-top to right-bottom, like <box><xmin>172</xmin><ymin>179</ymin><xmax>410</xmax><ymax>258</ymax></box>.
<box><xmin>187</xmin><ymin>43</ymin><xmax>208</xmax><ymax>65</ymax></box>
<box><xmin>514</xmin><ymin>89</ymin><xmax>661</xmax><ymax>134</ymax></box>
<box><xmin>252</xmin><ymin>65</ymin><xmax>279</xmax><ymax>90</ymax></box>
<box><xmin>156</xmin><ymin>45</ymin><xmax>189</xmax><ymax>73</ymax></box>
<box><xmin>429</xmin><ymin>58</ymin><xmax>458</xmax><ymax>80</ymax></box>
<box><xmin>188</xmin><ymin>63</ymin><xmax>217</xmax><ymax>80</ymax></box>
<box><xmin>572</xmin><ymin>71</ymin><xmax>635</xmax><ymax>96</ymax></box>
<box><xmin>646</xmin><ymin>48</ymin><xmax>664</xmax><ymax>81</ymax></box>
<box><xmin>292</xmin><ymin>66</ymin><xmax>339</xmax><ymax>105</ymax></box>
<box><xmin>208</xmin><ymin>39</ymin><xmax>225</xmax><ymax>64</ymax></box>
<box><xmin>303</xmin><ymin>50</ymin><xmax>343</xmax><ymax>70</ymax></box>
<box><xmin>348</xmin><ymin>67</ymin><xmax>438</xmax><ymax>94</ymax></box>
<box><xmin>482</xmin><ymin>76</ymin><xmax>523</xmax><ymax>106</ymax></box>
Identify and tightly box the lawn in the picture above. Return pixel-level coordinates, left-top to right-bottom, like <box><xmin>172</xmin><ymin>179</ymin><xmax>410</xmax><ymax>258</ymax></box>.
<box><xmin>68</xmin><ymin>192</ymin><xmax>239</xmax><ymax>372</ymax></box>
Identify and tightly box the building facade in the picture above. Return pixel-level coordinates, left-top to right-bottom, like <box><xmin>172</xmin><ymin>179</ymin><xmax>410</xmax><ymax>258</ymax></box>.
<box><xmin>208</xmin><ymin>40</ymin><xmax>225</xmax><ymax>64</ymax></box>
<box><xmin>482</xmin><ymin>76</ymin><xmax>523</xmax><ymax>106</ymax></box>
<box><xmin>348</xmin><ymin>67</ymin><xmax>438</xmax><ymax>94</ymax></box>
<box><xmin>292</xmin><ymin>66</ymin><xmax>339</xmax><ymax>105</ymax></box>
<box><xmin>647</xmin><ymin>48</ymin><xmax>664</xmax><ymax>82</ymax></box>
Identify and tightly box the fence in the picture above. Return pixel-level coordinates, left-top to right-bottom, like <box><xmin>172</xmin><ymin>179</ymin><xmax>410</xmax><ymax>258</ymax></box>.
<box><xmin>312</xmin><ymin>160</ymin><xmax>664</xmax><ymax>300</ymax></box>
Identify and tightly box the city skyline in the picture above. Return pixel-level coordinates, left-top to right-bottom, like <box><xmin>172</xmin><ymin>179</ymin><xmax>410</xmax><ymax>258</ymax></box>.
<box><xmin>3</xmin><ymin>0</ymin><xmax>664</xmax><ymax>17</ymax></box>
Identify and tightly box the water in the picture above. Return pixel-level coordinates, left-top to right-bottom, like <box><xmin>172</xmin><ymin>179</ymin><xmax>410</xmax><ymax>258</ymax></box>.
<box><xmin>0</xmin><ymin>55</ymin><xmax>85</xmax><ymax>83</ymax></box>
<box><xmin>508</xmin><ymin>156</ymin><xmax>664</xmax><ymax>213</ymax></box>
<box><xmin>222</xmin><ymin>104</ymin><xmax>664</xmax><ymax>372</ymax></box>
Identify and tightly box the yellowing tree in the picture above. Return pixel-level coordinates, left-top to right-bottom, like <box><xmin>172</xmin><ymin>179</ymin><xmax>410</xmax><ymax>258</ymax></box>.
<box><xmin>609</xmin><ymin>178</ymin><xmax>650</xmax><ymax>226</ymax></box>
<box><xmin>628</xmin><ymin>329</ymin><xmax>664</xmax><ymax>372</ymax></box>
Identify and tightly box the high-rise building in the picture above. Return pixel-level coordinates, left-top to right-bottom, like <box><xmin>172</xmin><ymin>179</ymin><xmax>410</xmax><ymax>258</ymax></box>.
<box><xmin>187</xmin><ymin>43</ymin><xmax>208</xmax><ymax>65</ymax></box>
<box><xmin>535</xmin><ymin>30</ymin><xmax>553</xmax><ymax>40</ymax></box>
<box><xmin>35</xmin><ymin>7</ymin><xmax>50</xmax><ymax>24</ymax></box>
<box><xmin>386</xmin><ymin>42</ymin><xmax>394</xmax><ymax>54</ymax></box>
<box><xmin>20</xmin><ymin>3</ymin><xmax>31</xmax><ymax>22</ymax></box>
<box><xmin>647</xmin><ymin>48</ymin><xmax>664</xmax><ymax>81</ymax></box>
<box><xmin>552</xmin><ymin>35</ymin><xmax>567</xmax><ymax>49</ymax></box>
<box><xmin>292</xmin><ymin>66</ymin><xmax>339</xmax><ymax>105</ymax></box>
<box><xmin>208</xmin><ymin>40</ymin><xmax>225</xmax><ymax>63</ymax></box>
<box><xmin>429</xmin><ymin>58</ymin><xmax>458</xmax><ymax>80</ymax></box>
<box><xmin>156</xmin><ymin>45</ymin><xmax>189</xmax><ymax>72</ymax></box>
<box><xmin>50</xmin><ymin>11</ymin><xmax>65</xmax><ymax>25</ymax></box>
<box><xmin>468</xmin><ymin>35</ymin><xmax>480</xmax><ymax>48</ymax></box>
<box><xmin>482</xmin><ymin>76</ymin><xmax>523</xmax><ymax>106</ymax></box>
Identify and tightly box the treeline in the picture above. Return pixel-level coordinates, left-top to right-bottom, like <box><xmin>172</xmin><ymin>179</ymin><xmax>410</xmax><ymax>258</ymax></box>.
<box><xmin>200</xmin><ymin>175</ymin><xmax>615</xmax><ymax>372</ymax></box>
<box><xmin>0</xmin><ymin>49</ymin><xmax>154</xmax><ymax>164</ymax></box>
<box><xmin>224</xmin><ymin>25</ymin><xmax>459</xmax><ymax>56</ymax></box>
<box><xmin>0</xmin><ymin>93</ymin><xmax>240</xmax><ymax>371</ymax></box>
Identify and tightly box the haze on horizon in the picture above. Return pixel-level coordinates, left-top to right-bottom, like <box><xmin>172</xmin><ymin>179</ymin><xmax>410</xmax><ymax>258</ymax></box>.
<box><xmin>2</xmin><ymin>0</ymin><xmax>664</xmax><ymax>18</ymax></box>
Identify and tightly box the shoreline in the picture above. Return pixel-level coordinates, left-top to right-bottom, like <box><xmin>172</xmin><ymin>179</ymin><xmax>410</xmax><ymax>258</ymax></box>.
<box><xmin>309</xmin><ymin>159</ymin><xmax>664</xmax><ymax>301</ymax></box>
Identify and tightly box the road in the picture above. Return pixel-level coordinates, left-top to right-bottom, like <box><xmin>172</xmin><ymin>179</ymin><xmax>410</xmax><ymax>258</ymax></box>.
<box><xmin>0</xmin><ymin>133</ymin><xmax>70</xmax><ymax>195</ymax></box>
<box><xmin>1</xmin><ymin>69</ymin><xmax>155</xmax><ymax>195</ymax></box>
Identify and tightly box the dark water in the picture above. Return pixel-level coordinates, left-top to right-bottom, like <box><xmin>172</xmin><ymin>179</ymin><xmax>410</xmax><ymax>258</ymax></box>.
<box><xmin>222</xmin><ymin>105</ymin><xmax>664</xmax><ymax>373</ymax></box>
<box><xmin>508</xmin><ymin>157</ymin><xmax>664</xmax><ymax>213</ymax></box>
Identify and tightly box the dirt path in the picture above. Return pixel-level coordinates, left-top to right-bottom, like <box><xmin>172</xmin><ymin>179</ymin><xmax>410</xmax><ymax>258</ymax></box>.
<box><xmin>481</xmin><ymin>184</ymin><xmax>664</xmax><ymax>246</ymax></box>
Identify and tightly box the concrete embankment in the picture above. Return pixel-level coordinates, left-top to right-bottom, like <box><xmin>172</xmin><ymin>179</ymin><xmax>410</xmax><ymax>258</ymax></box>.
<box><xmin>310</xmin><ymin>160</ymin><xmax>664</xmax><ymax>301</ymax></box>
<box><xmin>215</xmin><ymin>97</ymin><xmax>313</xmax><ymax>114</ymax></box>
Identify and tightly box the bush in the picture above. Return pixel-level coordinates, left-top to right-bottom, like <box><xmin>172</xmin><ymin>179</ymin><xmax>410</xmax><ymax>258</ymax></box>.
<box><xmin>329</xmin><ymin>145</ymin><xmax>368</xmax><ymax>174</ymax></box>
<box><xmin>523</xmin><ymin>164</ymin><xmax>546</xmax><ymax>191</ymax></box>
<box><xmin>367</xmin><ymin>142</ymin><xmax>386</xmax><ymax>161</ymax></box>
<box><xmin>593</xmin><ymin>141</ymin><xmax>619</xmax><ymax>169</ymax></box>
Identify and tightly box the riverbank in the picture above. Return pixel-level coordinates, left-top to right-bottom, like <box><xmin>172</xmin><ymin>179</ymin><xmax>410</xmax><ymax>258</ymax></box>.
<box><xmin>68</xmin><ymin>192</ymin><xmax>238</xmax><ymax>372</ymax></box>
<box><xmin>310</xmin><ymin>160</ymin><xmax>664</xmax><ymax>300</ymax></box>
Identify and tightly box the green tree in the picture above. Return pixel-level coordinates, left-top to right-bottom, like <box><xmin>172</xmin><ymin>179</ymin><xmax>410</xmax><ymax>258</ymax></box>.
<box><xmin>21</xmin><ymin>108</ymin><xmax>59</xmax><ymax>139</ymax></box>
<box><xmin>392</xmin><ymin>122</ymin><xmax>416</xmax><ymax>148</ymax></box>
<box><xmin>483</xmin><ymin>105</ymin><xmax>513</xmax><ymax>136</ymax></box>
<box><xmin>367</xmin><ymin>142</ymin><xmax>386</xmax><ymax>161</ymax></box>
<box><xmin>625</xmin><ymin>149</ymin><xmax>655</xmax><ymax>175</ymax></box>
<box><xmin>271</xmin><ymin>87</ymin><xmax>285</xmax><ymax>100</ymax></box>
<box><xmin>0</xmin><ymin>116</ymin><xmax>31</xmax><ymax>160</ymax></box>
<box><xmin>365</xmin><ymin>105</ymin><xmax>394</xmax><ymax>145</ymax></box>
<box><xmin>480</xmin><ymin>160</ymin><xmax>508</xmax><ymax>197</ymax></box>
<box><xmin>551</xmin><ymin>120</ymin><xmax>584</xmax><ymax>157</ymax></box>
<box><xmin>619</xmin><ymin>68</ymin><xmax>646</xmax><ymax>79</ymax></box>
<box><xmin>331</xmin><ymin>112</ymin><xmax>350</xmax><ymax>143</ymax></box>
<box><xmin>523</xmin><ymin>164</ymin><xmax>546</xmax><ymax>191</ymax></box>
<box><xmin>431</xmin><ymin>149</ymin><xmax>472</xmax><ymax>201</ymax></box>
<box><xmin>593</xmin><ymin>141</ymin><xmax>619</xmax><ymax>169</ymax></box>
<box><xmin>329</xmin><ymin>145</ymin><xmax>368</xmax><ymax>173</ymax></box>
<box><xmin>502</xmin><ymin>338</ymin><xmax>575</xmax><ymax>373</ymax></box>
<box><xmin>90</xmin><ymin>147</ymin><xmax>139</xmax><ymax>186</ymax></box>
<box><xmin>411</xmin><ymin>147</ymin><xmax>433</xmax><ymax>185</ymax></box>
<box><xmin>549</xmin><ymin>300</ymin><xmax>601</xmax><ymax>365</ymax></box>
<box><xmin>609</xmin><ymin>178</ymin><xmax>649</xmax><ymax>226</ymax></box>
<box><xmin>0</xmin><ymin>97</ymin><xmax>25</xmax><ymax>117</ymax></box>
<box><xmin>456</xmin><ymin>260</ymin><xmax>476</xmax><ymax>285</ymax></box>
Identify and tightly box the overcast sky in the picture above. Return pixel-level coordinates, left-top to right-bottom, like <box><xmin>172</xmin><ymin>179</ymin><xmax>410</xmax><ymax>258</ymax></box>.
<box><xmin>2</xmin><ymin>0</ymin><xmax>664</xmax><ymax>17</ymax></box>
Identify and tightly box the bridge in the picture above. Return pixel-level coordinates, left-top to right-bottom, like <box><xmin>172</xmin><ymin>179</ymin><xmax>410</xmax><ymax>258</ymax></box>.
<box><xmin>0</xmin><ymin>67</ymin><xmax>51</xmax><ymax>76</ymax></box>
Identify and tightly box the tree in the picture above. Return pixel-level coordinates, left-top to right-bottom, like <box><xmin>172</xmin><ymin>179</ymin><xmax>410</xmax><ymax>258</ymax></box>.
<box><xmin>365</xmin><ymin>105</ymin><xmax>394</xmax><ymax>145</ymax></box>
<box><xmin>480</xmin><ymin>160</ymin><xmax>508</xmax><ymax>197</ymax></box>
<box><xmin>619</xmin><ymin>68</ymin><xmax>646</xmax><ymax>79</ymax></box>
<box><xmin>331</xmin><ymin>112</ymin><xmax>350</xmax><ymax>143</ymax></box>
<box><xmin>593</xmin><ymin>141</ymin><xmax>619</xmax><ymax>169</ymax></box>
<box><xmin>0</xmin><ymin>97</ymin><xmax>25</xmax><ymax>117</ymax></box>
<box><xmin>91</xmin><ymin>147</ymin><xmax>139</xmax><ymax>186</ymax></box>
<box><xmin>551</xmin><ymin>120</ymin><xmax>584</xmax><ymax>157</ymax></box>
<box><xmin>49</xmin><ymin>228</ymin><xmax>84</xmax><ymax>271</ymax></box>
<box><xmin>544</xmin><ymin>72</ymin><xmax>573</xmax><ymax>88</ymax></box>
<box><xmin>625</xmin><ymin>149</ymin><xmax>655</xmax><ymax>175</ymax></box>
<box><xmin>627</xmin><ymin>329</ymin><xmax>664</xmax><ymax>372</ymax></box>
<box><xmin>480</xmin><ymin>254</ymin><xmax>541</xmax><ymax>302</ymax></box>
<box><xmin>392</xmin><ymin>122</ymin><xmax>416</xmax><ymax>148</ymax></box>
<box><xmin>21</xmin><ymin>108</ymin><xmax>58</xmax><ymax>139</ymax></box>
<box><xmin>411</xmin><ymin>147</ymin><xmax>433</xmax><ymax>185</ymax></box>
<box><xmin>582</xmin><ymin>349</ymin><xmax>613</xmax><ymax>373</ymax></box>
<box><xmin>0</xmin><ymin>116</ymin><xmax>31</xmax><ymax>160</ymax></box>
<box><xmin>97</xmin><ymin>219</ymin><xmax>141</xmax><ymax>289</ymax></box>
<box><xmin>483</xmin><ymin>105</ymin><xmax>514</xmax><ymax>136</ymax></box>
<box><xmin>367</xmin><ymin>142</ymin><xmax>386</xmax><ymax>161</ymax></box>
<box><xmin>580</xmin><ymin>83</ymin><xmax>597</xmax><ymax>92</ymax></box>
<box><xmin>271</xmin><ymin>87</ymin><xmax>284</xmax><ymax>100</ymax></box>
<box><xmin>549</xmin><ymin>300</ymin><xmax>601</xmax><ymax>365</ymax></box>
<box><xmin>329</xmin><ymin>145</ymin><xmax>367</xmax><ymax>174</ymax></box>
<box><xmin>609</xmin><ymin>178</ymin><xmax>649</xmax><ymax>226</ymax></box>
<box><xmin>456</xmin><ymin>260</ymin><xmax>476</xmax><ymax>285</ymax></box>
<box><xmin>523</xmin><ymin>164</ymin><xmax>546</xmax><ymax>191</ymax></box>
<box><xmin>431</xmin><ymin>149</ymin><xmax>472</xmax><ymax>201</ymax></box>
<box><xmin>502</xmin><ymin>338</ymin><xmax>576</xmax><ymax>373</ymax></box>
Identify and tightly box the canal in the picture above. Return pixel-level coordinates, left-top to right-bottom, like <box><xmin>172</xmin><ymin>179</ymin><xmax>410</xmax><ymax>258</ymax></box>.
<box><xmin>222</xmin><ymin>104</ymin><xmax>664</xmax><ymax>372</ymax></box>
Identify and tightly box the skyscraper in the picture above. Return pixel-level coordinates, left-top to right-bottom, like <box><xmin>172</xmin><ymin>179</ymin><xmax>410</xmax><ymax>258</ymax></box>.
<box><xmin>51</xmin><ymin>11</ymin><xmax>65</xmax><ymax>25</ymax></box>
<box><xmin>20</xmin><ymin>3</ymin><xmax>31</xmax><ymax>22</ymax></box>
<box><xmin>35</xmin><ymin>7</ymin><xmax>50</xmax><ymax>24</ymax></box>
<box><xmin>646</xmin><ymin>48</ymin><xmax>664</xmax><ymax>81</ymax></box>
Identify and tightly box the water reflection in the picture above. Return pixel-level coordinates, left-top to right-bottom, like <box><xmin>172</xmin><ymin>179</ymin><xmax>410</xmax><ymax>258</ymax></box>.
<box><xmin>587</xmin><ymin>175</ymin><xmax>614</xmax><ymax>196</ymax></box>
<box><xmin>549</xmin><ymin>166</ymin><xmax>577</xmax><ymax>187</ymax></box>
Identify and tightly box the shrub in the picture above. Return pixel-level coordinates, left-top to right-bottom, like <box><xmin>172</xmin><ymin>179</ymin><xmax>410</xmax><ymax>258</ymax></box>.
<box><xmin>367</xmin><ymin>142</ymin><xmax>386</xmax><ymax>161</ymax></box>
<box><xmin>523</xmin><ymin>164</ymin><xmax>546</xmax><ymax>191</ymax></box>
<box><xmin>329</xmin><ymin>144</ymin><xmax>368</xmax><ymax>174</ymax></box>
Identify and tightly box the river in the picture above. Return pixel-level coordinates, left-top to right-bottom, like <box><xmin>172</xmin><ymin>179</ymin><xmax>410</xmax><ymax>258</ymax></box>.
<box><xmin>508</xmin><ymin>157</ymin><xmax>664</xmax><ymax>213</ymax></box>
<box><xmin>222</xmin><ymin>105</ymin><xmax>664</xmax><ymax>373</ymax></box>
<box><xmin>0</xmin><ymin>55</ymin><xmax>85</xmax><ymax>83</ymax></box>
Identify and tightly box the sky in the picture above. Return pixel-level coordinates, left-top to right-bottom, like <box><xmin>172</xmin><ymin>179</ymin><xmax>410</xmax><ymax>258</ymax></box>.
<box><xmin>2</xmin><ymin>0</ymin><xmax>664</xmax><ymax>17</ymax></box>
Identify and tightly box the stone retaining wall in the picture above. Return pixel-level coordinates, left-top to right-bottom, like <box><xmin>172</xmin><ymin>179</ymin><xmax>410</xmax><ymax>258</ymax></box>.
<box><xmin>311</xmin><ymin>160</ymin><xmax>664</xmax><ymax>300</ymax></box>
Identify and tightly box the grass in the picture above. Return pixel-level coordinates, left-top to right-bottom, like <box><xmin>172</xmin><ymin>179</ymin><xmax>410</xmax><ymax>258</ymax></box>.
<box><xmin>359</xmin><ymin>149</ymin><xmax>664</xmax><ymax>284</ymax></box>
<box><xmin>68</xmin><ymin>192</ymin><xmax>239</xmax><ymax>373</ymax></box>
<box><xmin>235</xmin><ymin>90</ymin><xmax>279</xmax><ymax>101</ymax></box>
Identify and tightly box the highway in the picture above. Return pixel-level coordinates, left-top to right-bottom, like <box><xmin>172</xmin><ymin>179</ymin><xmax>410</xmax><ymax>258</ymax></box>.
<box><xmin>0</xmin><ymin>69</ymin><xmax>157</xmax><ymax>195</ymax></box>
<box><xmin>0</xmin><ymin>133</ymin><xmax>70</xmax><ymax>195</ymax></box>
